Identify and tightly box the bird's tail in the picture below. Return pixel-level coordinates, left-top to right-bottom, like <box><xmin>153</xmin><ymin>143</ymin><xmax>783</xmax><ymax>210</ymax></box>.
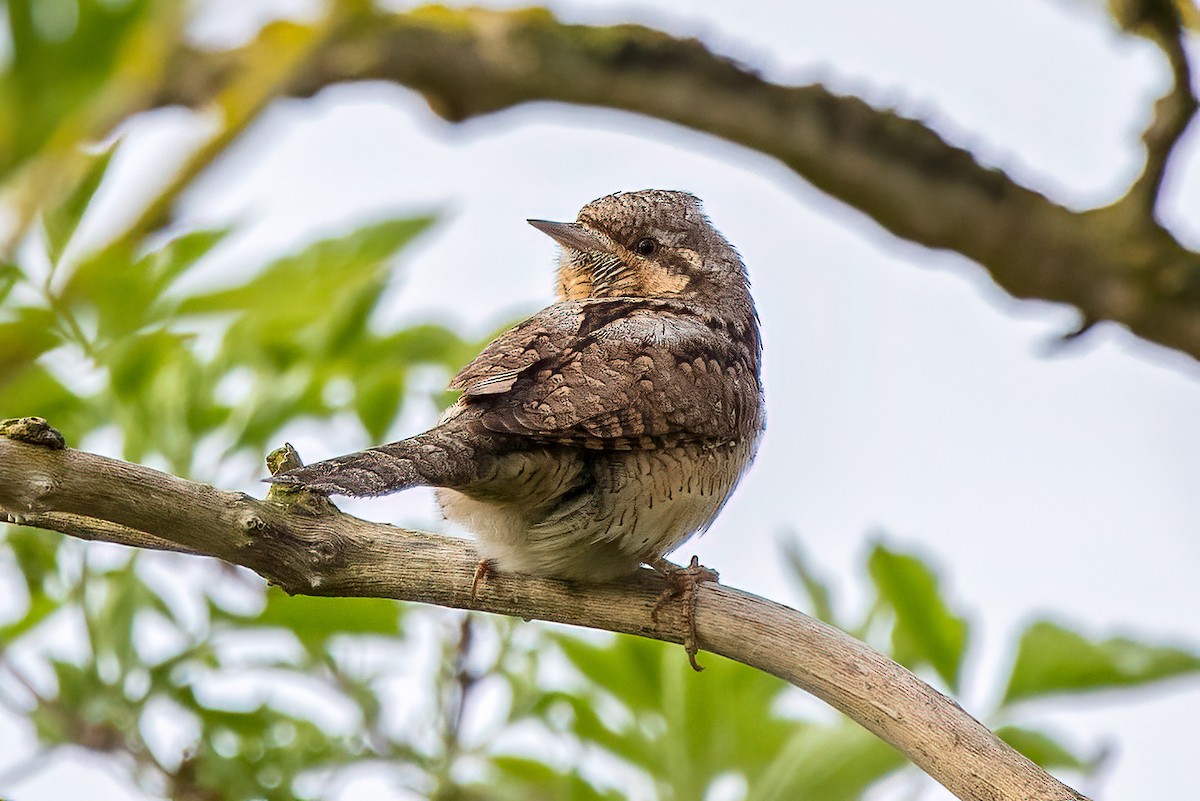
<box><xmin>265</xmin><ymin>424</ymin><xmax>500</xmax><ymax>497</ymax></box>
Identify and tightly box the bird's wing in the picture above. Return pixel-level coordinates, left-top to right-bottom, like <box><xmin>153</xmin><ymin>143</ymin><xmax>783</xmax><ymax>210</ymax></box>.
<box><xmin>449</xmin><ymin>300</ymin><xmax>759</xmax><ymax>447</ymax></box>
<box><xmin>449</xmin><ymin>303</ymin><xmax>585</xmax><ymax>397</ymax></box>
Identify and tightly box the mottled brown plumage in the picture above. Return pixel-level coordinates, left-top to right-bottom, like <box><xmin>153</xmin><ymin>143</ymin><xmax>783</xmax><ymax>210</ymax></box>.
<box><xmin>271</xmin><ymin>190</ymin><xmax>764</xmax><ymax>598</ymax></box>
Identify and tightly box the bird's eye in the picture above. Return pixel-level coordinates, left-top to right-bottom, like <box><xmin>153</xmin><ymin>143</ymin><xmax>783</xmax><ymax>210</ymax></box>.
<box><xmin>634</xmin><ymin>237</ymin><xmax>658</xmax><ymax>256</ymax></box>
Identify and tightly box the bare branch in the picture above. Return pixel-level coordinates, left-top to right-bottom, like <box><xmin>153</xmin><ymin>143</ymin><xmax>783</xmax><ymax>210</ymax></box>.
<box><xmin>1123</xmin><ymin>0</ymin><xmax>1199</xmax><ymax>213</ymax></box>
<box><xmin>144</xmin><ymin>6</ymin><xmax>1200</xmax><ymax>362</ymax></box>
<box><xmin>0</xmin><ymin>430</ymin><xmax>1088</xmax><ymax>801</ymax></box>
<box><xmin>0</xmin><ymin>511</ymin><xmax>205</xmax><ymax>556</ymax></box>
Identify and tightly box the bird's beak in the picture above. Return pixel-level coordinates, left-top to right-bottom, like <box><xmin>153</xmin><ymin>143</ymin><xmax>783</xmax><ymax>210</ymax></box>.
<box><xmin>527</xmin><ymin>219</ymin><xmax>612</xmax><ymax>253</ymax></box>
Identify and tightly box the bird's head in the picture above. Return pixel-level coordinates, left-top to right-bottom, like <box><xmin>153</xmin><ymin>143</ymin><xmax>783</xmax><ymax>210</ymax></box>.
<box><xmin>529</xmin><ymin>189</ymin><xmax>752</xmax><ymax>318</ymax></box>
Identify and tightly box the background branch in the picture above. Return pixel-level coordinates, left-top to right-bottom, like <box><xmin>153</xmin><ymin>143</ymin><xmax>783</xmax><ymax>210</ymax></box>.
<box><xmin>0</xmin><ymin>428</ymin><xmax>1087</xmax><ymax>801</ymax></box>
<box><xmin>1118</xmin><ymin>0</ymin><xmax>1198</xmax><ymax>212</ymax></box>
<box><xmin>145</xmin><ymin>6</ymin><xmax>1200</xmax><ymax>361</ymax></box>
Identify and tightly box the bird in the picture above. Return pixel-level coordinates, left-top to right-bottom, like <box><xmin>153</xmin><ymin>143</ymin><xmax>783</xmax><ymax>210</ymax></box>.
<box><xmin>268</xmin><ymin>189</ymin><xmax>764</xmax><ymax>668</ymax></box>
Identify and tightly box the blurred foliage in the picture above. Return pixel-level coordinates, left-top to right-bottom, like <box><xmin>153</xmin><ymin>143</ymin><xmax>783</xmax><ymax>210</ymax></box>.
<box><xmin>0</xmin><ymin>0</ymin><xmax>167</xmax><ymax>180</ymax></box>
<box><xmin>1003</xmin><ymin>620</ymin><xmax>1200</xmax><ymax>704</ymax></box>
<box><xmin>866</xmin><ymin>544</ymin><xmax>968</xmax><ymax>690</ymax></box>
<box><xmin>13</xmin><ymin>511</ymin><xmax>1198</xmax><ymax>799</ymax></box>
<box><xmin>1</xmin><ymin>1</ymin><xmax>1199</xmax><ymax>800</ymax></box>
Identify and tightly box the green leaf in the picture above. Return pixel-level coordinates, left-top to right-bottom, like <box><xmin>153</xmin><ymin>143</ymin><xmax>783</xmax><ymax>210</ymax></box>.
<box><xmin>143</xmin><ymin>227</ymin><xmax>233</xmax><ymax>311</ymax></box>
<box><xmin>663</xmin><ymin>649</ymin><xmax>796</xmax><ymax>784</ymax></box>
<box><xmin>746</xmin><ymin>721</ymin><xmax>905</xmax><ymax>801</ymax></box>
<box><xmin>0</xmin><ymin>363</ymin><xmax>88</xmax><ymax>436</ymax></box>
<box><xmin>99</xmin><ymin>329</ymin><xmax>227</xmax><ymax>468</ymax></box>
<box><xmin>104</xmin><ymin>328</ymin><xmax>176</xmax><ymax>397</ymax></box>
<box><xmin>0</xmin><ymin>307</ymin><xmax>61</xmax><ymax>380</ymax></box>
<box><xmin>551</xmin><ymin>634</ymin><xmax>797</xmax><ymax>798</ymax></box>
<box><xmin>532</xmin><ymin>690</ymin><xmax>657</xmax><ymax>772</ymax></box>
<box><xmin>353</xmin><ymin>368</ymin><xmax>405</xmax><ymax>441</ymax></box>
<box><xmin>553</xmin><ymin>633</ymin><xmax>664</xmax><ymax>714</ymax></box>
<box><xmin>1002</xmin><ymin>620</ymin><xmax>1200</xmax><ymax>704</ymax></box>
<box><xmin>44</xmin><ymin>142</ymin><xmax>117</xmax><ymax>264</ymax></box>
<box><xmin>57</xmin><ymin>228</ymin><xmax>230</xmax><ymax>343</ymax></box>
<box><xmin>162</xmin><ymin>217</ymin><xmax>435</xmax><ymax>452</ymax></box>
<box><xmin>0</xmin><ymin>262</ymin><xmax>23</xmax><ymax>305</ymax></box>
<box><xmin>0</xmin><ymin>588</ymin><xmax>59</xmax><ymax>643</ymax></box>
<box><xmin>490</xmin><ymin>756</ymin><xmax>566</xmax><ymax>786</ymax></box>
<box><xmin>3</xmin><ymin>526</ymin><xmax>61</xmax><ymax>597</ymax></box>
<box><xmin>370</xmin><ymin>323</ymin><xmax>472</xmax><ymax>368</ymax></box>
<box><xmin>219</xmin><ymin>589</ymin><xmax>404</xmax><ymax>650</ymax></box>
<box><xmin>225</xmin><ymin>376</ymin><xmax>324</xmax><ymax>454</ymax></box>
<box><xmin>868</xmin><ymin>543</ymin><xmax>968</xmax><ymax>690</ymax></box>
<box><xmin>35</xmin><ymin>660</ymin><xmax>104</xmax><ymax>743</ymax></box>
<box><xmin>346</xmin><ymin>323</ymin><xmax>471</xmax><ymax>439</ymax></box>
<box><xmin>995</xmin><ymin>725</ymin><xmax>1089</xmax><ymax>771</ymax></box>
<box><xmin>0</xmin><ymin>0</ymin><xmax>163</xmax><ymax>180</ymax></box>
<box><xmin>175</xmin><ymin>702</ymin><xmax>355</xmax><ymax>801</ymax></box>
<box><xmin>91</xmin><ymin>559</ymin><xmax>143</xmax><ymax>670</ymax></box>
<box><xmin>178</xmin><ymin>217</ymin><xmax>433</xmax><ymax>322</ymax></box>
<box><xmin>488</xmin><ymin>756</ymin><xmax>622</xmax><ymax>801</ymax></box>
<box><xmin>780</xmin><ymin>536</ymin><xmax>836</xmax><ymax>624</ymax></box>
<box><xmin>60</xmin><ymin>246</ymin><xmax>154</xmax><ymax>342</ymax></box>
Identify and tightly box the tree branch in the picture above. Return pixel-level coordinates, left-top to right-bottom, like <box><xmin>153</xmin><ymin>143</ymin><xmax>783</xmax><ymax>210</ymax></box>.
<box><xmin>146</xmin><ymin>6</ymin><xmax>1200</xmax><ymax>361</ymax></box>
<box><xmin>1120</xmin><ymin>0</ymin><xmax>1199</xmax><ymax>213</ymax></box>
<box><xmin>0</xmin><ymin>424</ymin><xmax>1087</xmax><ymax>801</ymax></box>
<box><xmin>0</xmin><ymin>511</ymin><xmax>204</xmax><ymax>556</ymax></box>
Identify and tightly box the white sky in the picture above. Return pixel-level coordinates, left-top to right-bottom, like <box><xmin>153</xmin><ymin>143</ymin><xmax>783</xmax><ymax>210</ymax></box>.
<box><xmin>5</xmin><ymin>0</ymin><xmax>1200</xmax><ymax>799</ymax></box>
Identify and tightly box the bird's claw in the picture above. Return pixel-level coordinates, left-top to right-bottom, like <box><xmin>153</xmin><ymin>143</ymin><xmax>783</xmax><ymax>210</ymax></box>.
<box><xmin>651</xmin><ymin>555</ymin><xmax>719</xmax><ymax>671</ymax></box>
<box><xmin>471</xmin><ymin>559</ymin><xmax>495</xmax><ymax>603</ymax></box>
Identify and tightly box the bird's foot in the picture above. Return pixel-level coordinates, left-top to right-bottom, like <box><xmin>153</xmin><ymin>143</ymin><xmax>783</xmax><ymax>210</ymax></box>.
<box><xmin>650</xmin><ymin>555</ymin><xmax>719</xmax><ymax>671</ymax></box>
<box><xmin>471</xmin><ymin>559</ymin><xmax>496</xmax><ymax>603</ymax></box>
